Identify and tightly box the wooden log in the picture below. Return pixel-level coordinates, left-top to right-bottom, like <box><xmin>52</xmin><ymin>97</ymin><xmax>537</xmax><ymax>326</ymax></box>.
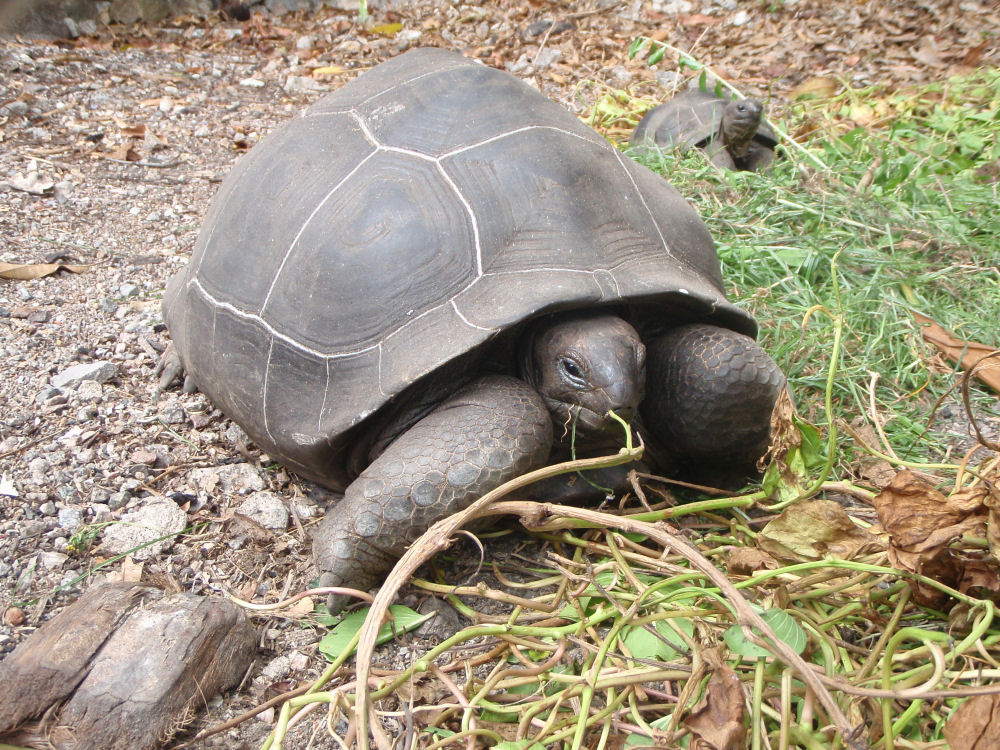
<box><xmin>0</xmin><ymin>582</ymin><xmax>256</xmax><ymax>750</ymax></box>
<box><xmin>0</xmin><ymin>582</ymin><xmax>160</xmax><ymax>733</ymax></box>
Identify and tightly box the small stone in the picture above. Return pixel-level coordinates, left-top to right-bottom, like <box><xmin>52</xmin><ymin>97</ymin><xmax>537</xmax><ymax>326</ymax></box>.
<box><xmin>101</xmin><ymin>496</ymin><xmax>187</xmax><ymax>560</ymax></box>
<box><xmin>194</xmin><ymin>125</ymin><xmax>211</xmax><ymax>137</ymax></box>
<box><xmin>533</xmin><ymin>48</ymin><xmax>562</xmax><ymax>70</ymax></box>
<box><xmin>58</xmin><ymin>506</ymin><xmax>85</xmax><ymax>531</ymax></box>
<box><xmin>130</xmin><ymin>448</ymin><xmax>159</xmax><ymax>466</ymax></box>
<box><xmin>225</xmin><ymin>424</ymin><xmax>249</xmax><ymax>445</ymax></box>
<box><xmin>28</xmin><ymin>458</ymin><xmax>50</xmax><ymax>481</ymax></box>
<box><xmin>189</xmin><ymin>463</ymin><xmax>265</xmax><ymax>495</ymax></box>
<box><xmin>0</xmin><ymin>100</ymin><xmax>29</xmax><ymax>117</ymax></box>
<box><xmin>54</xmin><ymin>180</ymin><xmax>74</xmax><ymax>203</ymax></box>
<box><xmin>77</xmin><ymin>379</ymin><xmax>103</xmax><ymax>401</ymax></box>
<box><xmin>108</xmin><ymin>490</ymin><xmax>131</xmax><ymax>510</ymax></box>
<box><xmin>236</xmin><ymin>491</ymin><xmax>289</xmax><ymax>530</ymax></box>
<box><xmin>35</xmin><ymin>387</ymin><xmax>60</xmax><ymax>403</ymax></box>
<box><xmin>119</xmin><ymin>283</ymin><xmax>140</xmax><ymax>298</ymax></box>
<box><xmin>51</xmin><ymin>361</ymin><xmax>117</xmax><ymax>389</ymax></box>
<box><xmin>39</xmin><ymin>501</ymin><xmax>56</xmax><ymax>516</ymax></box>
<box><xmin>295</xmin><ymin>35</ymin><xmax>314</xmax><ymax>50</ymax></box>
<box><xmin>283</xmin><ymin>76</ymin><xmax>325</xmax><ymax>96</ymax></box>
<box><xmin>38</xmin><ymin>550</ymin><xmax>69</xmax><ymax>569</ymax></box>
<box><xmin>731</xmin><ymin>9</ymin><xmax>749</xmax><ymax>25</ymax></box>
<box><xmin>3</xmin><ymin>607</ymin><xmax>25</xmax><ymax>626</ymax></box>
<box><xmin>239</xmin><ymin>78</ymin><xmax>265</xmax><ymax>88</ymax></box>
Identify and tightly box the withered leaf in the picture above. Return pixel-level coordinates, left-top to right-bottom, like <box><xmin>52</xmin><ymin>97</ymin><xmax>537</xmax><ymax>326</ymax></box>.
<box><xmin>873</xmin><ymin>470</ymin><xmax>986</xmax><ymax>551</ymax></box>
<box><xmin>943</xmin><ymin>694</ymin><xmax>1000</xmax><ymax>750</ymax></box>
<box><xmin>0</xmin><ymin>262</ymin><xmax>90</xmax><ymax>280</ymax></box>
<box><xmin>683</xmin><ymin>653</ymin><xmax>746</xmax><ymax>750</ymax></box>
<box><xmin>915</xmin><ymin>311</ymin><xmax>1000</xmax><ymax>394</ymax></box>
<box><xmin>726</xmin><ymin>547</ymin><xmax>780</xmax><ymax>576</ymax></box>
<box><xmin>758</xmin><ymin>499</ymin><xmax>883</xmax><ymax>562</ymax></box>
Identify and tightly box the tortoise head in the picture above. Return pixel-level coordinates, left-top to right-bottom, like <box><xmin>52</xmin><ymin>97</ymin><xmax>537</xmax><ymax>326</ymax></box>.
<box><xmin>520</xmin><ymin>312</ymin><xmax>646</xmax><ymax>437</ymax></box>
<box><xmin>721</xmin><ymin>98</ymin><xmax>764</xmax><ymax>150</ymax></box>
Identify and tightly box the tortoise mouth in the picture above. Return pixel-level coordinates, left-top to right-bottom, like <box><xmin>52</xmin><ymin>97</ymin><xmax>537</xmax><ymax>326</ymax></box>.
<box><xmin>552</xmin><ymin>403</ymin><xmax>632</xmax><ymax>440</ymax></box>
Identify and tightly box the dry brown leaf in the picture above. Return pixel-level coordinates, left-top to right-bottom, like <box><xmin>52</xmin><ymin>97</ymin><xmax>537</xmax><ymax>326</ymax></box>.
<box><xmin>0</xmin><ymin>261</ymin><xmax>90</xmax><ymax>280</ymax></box>
<box><xmin>874</xmin><ymin>471</ymin><xmax>997</xmax><ymax>607</ymax></box>
<box><xmin>914</xmin><ymin>311</ymin><xmax>1000</xmax><ymax>393</ymax></box>
<box><xmin>758</xmin><ymin>499</ymin><xmax>884</xmax><ymax>562</ymax></box>
<box><xmin>790</xmin><ymin>76</ymin><xmax>839</xmax><ymax>100</ymax></box>
<box><xmin>873</xmin><ymin>470</ymin><xmax>986</xmax><ymax>550</ymax></box>
<box><xmin>943</xmin><ymin>694</ymin><xmax>1000</xmax><ymax>750</ymax></box>
<box><xmin>726</xmin><ymin>547</ymin><xmax>779</xmax><ymax>576</ymax></box>
<box><xmin>683</xmin><ymin>650</ymin><xmax>746</xmax><ymax>750</ymax></box>
<box><xmin>105</xmin><ymin>142</ymin><xmax>141</xmax><ymax>162</ymax></box>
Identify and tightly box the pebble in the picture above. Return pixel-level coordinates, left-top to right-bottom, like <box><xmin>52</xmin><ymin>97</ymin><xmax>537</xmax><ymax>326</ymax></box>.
<box><xmin>236</xmin><ymin>491</ymin><xmax>289</xmax><ymax>530</ymax></box>
<box><xmin>51</xmin><ymin>361</ymin><xmax>117</xmax><ymax>389</ymax></box>
<box><xmin>38</xmin><ymin>550</ymin><xmax>68</xmax><ymax>569</ymax></box>
<box><xmin>77</xmin><ymin>379</ymin><xmax>103</xmax><ymax>401</ymax></box>
<box><xmin>283</xmin><ymin>76</ymin><xmax>325</xmax><ymax>96</ymax></box>
<box><xmin>239</xmin><ymin>78</ymin><xmax>265</xmax><ymax>88</ymax></box>
<box><xmin>119</xmin><ymin>283</ymin><xmax>140</xmax><ymax>298</ymax></box>
<box><xmin>101</xmin><ymin>496</ymin><xmax>187</xmax><ymax>560</ymax></box>
<box><xmin>188</xmin><ymin>463</ymin><xmax>266</xmax><ymax>495</ymax></box>
<box><xmin>39</xmin><ymin>500</ymin><xmax>56</xmax><ymax>516</ymax></box>
<box><xmin>58</xmin><ymin>506</ymin><xmax>84</xmax><ymax>531</ymax></box>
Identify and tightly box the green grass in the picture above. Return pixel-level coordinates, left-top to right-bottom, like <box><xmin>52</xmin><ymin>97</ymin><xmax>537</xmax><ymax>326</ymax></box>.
<box><xmin>627</xmin><ymin>69</ymin><xmax>1000</xmax><ymax>469</ymax></box>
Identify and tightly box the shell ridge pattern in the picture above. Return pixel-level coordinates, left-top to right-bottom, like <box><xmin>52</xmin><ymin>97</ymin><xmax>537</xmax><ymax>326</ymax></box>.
<box><xmin>261</xmin><ymin>337</ymin><xmax>278</xmax><ymax>445</ymax></box>
<box><xmin>188</xmin><ymin>279</ymin><xmax>379</xmax><ymax>359</ymax></box>
<box><xmin>439</xmin><ymin>124</ymin><xmax>596</xmax><ymax>160</ymax></box>
<box><xmin>609</xmin><ymin>148</ymin><xmax>713</xmax><ymax>282</ymax></box>
<box><xmin>450</xmin><ymin>299</ymin><xmax>493</xmax><ymax>332</ymax></box>
<box><xmin>434</xmin><ymin>161</ymin><xmax>483</xmax><ymax>276</ymax></box>
<box><xmin>257</xmin><ymin>147</ymin><xmax>380</xmax><ymax>316</ymax></box>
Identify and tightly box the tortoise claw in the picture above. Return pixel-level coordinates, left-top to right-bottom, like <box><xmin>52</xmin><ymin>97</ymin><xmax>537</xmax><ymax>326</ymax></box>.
<box><xmin>154</xmin><ymin>343</ymin><xmax>196</xmax><ymax>395</ymax></box>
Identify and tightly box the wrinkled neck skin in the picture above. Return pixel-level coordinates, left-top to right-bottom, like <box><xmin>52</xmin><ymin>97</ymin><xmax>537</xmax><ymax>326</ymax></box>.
<box><xmin>519</xmin><ymin>311</ymin><xmax>646</xmax><ymax>447</ymax></box>
<box><xmin>722</xmin><ymin>98</ymin><xmax>763</xmax><ymax>156</ymax></box>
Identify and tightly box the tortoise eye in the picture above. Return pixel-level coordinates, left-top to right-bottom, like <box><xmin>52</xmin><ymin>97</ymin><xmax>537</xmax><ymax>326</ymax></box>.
<box><xmin>562</xmin><ymin>359</ymin><xmax>584</xmax><ymax>381</ymax></box>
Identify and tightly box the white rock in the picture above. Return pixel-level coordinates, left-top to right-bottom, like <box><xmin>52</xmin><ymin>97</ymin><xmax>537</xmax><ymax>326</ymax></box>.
<box><xmin>51</xmin><ymin>361</ymin><xmax>117</xmax><ymax>389</ymax></box>
<box><xmin>283</xmin><ymin>76</ymin><xmax>325</xmax><ymax>96</ymax></box>
<box><xmin>239</xmin><ymin>78</ymin><xmax>266</xmax><ymax>88</ymax></box>
<box><xmin>101</xmin><ymin>497</ymin><xmax>187</xmax><ymax>560</ymax></box>
<box><xmin>236</xmin><ymin>491</ymin><xmax>290</xmax><ymax>530</ymax></box>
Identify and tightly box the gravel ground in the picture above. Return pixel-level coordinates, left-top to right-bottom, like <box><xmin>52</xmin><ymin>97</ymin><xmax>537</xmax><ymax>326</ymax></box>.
<box><xmin>1</xmin><ymin>0</ymin><xmax>997</xmax><ymax>746</ymax></box>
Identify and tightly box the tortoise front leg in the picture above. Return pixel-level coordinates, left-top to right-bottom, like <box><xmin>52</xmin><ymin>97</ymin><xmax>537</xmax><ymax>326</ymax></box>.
<box><xmin>313</xmin><ymin>375</ymin><xmax>553</xmax><ymax>613</ymax></box>
<box><xmin>641</xmin><ymin>324</ymin><xmax>785</xmax><ymax>482</ymax></box>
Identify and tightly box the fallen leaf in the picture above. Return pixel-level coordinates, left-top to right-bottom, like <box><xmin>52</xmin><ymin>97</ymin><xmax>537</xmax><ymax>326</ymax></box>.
<box><xmin>873</xmin><ymin>470</ymin><xmax>995</xmax><ymax>607</ymax></box>
<box><xmin>9</xmin><ymin>171</ymin><xmax>55</xmax><ymax>195</ymax></box>
<box><xmin>914</xmin><ymin>311</ymin><xmax>1000</xmax><ymax>393</ymax></box>
<box><xmin>943</xmin><ymin>694</ymin><xmax>1000</xmax><ymax>750</ymax></box>
<box><xmin>790</xmin><ymin>77</ymin><xmax>839</xmax><ymax>100</ymax></box>
<box><xmin>0</xmin><ymin>261</ymin><xmax>90</xmax><ymax>280</ymax></box>
<box><xmin>312</xmin><ymin>65</ymin><xmax>345</xmax><ymax>78</ymax></box>
<box><xmin>106</xmin><ymin>142</ymin><xmax>141</xmax><ymax>161</ymax></box>
<box><xmin>726</xmin><ymin>547</ymin><xmax>779</xmax><ymax>576</ymax></box>
<box><xmin>759</xmin><ymin>499</ymin><xmax>884</xmax><ymax>562</ymax></box>
<box><xmin>683</xmin><ymin>650</ymin><xmax>746</xmax><ymax>750</ymax></box>
<box><xmin>371</xmin><ymin>22</ymin><xmax>403</xmax><ymax>36</ymax></box>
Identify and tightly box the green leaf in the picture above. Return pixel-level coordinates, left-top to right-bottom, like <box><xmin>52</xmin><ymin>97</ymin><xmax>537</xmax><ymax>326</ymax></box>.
<box><xmin>723</xmin><ymin>609</ymin><xmax>807</xmax><ymax>659</ymax></box>
<box><xmin>622</xmin><ymin>618</ymin><xmax>692</xmax><ymax>662</ymax></box>
<box><xmin>628</xmin><ymin>37</ymin><xmax>647</xmax><ymax>60</ymax></box>
<box><xmin>318</xmin><ymin>604</ymin><xmax>432</xmax><ymax>661</ymax></box>
<box><xmin>648</xmin><ymin>45</ymin><xmax>665</xmax><ymax>66</ymax></box>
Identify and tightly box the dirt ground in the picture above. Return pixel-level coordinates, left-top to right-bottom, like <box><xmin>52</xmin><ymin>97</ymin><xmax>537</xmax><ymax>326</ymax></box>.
<box><xmin>1</xmin><ymin>0</ymin><xmax>998</xmax><ymax>747</ymax></box>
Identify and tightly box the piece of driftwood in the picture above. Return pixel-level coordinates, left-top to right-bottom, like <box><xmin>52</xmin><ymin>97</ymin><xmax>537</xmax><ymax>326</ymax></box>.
<box><xmin>0</xmin><ymin>582</ymin><xmax>256</xmax><ymax>750</ymax></box>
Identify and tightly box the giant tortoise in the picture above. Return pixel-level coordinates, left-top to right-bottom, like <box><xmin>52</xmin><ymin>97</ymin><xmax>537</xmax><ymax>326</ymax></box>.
<box><xmin>159</xmin><ymin>48</ymin><xmax>785</xmax><ymax>611</ymax></box>
<box><xmin>631</xmin><ymin>88</ymin><xmax>778</xmax><ymax>171</ymax></box>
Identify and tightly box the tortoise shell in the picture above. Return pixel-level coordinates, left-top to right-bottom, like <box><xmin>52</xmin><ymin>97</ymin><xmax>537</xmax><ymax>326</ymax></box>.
<box><xmin>162</xmin><ymin>48</ymin><xmax>756</xmax><ymax>488</ymax></box>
